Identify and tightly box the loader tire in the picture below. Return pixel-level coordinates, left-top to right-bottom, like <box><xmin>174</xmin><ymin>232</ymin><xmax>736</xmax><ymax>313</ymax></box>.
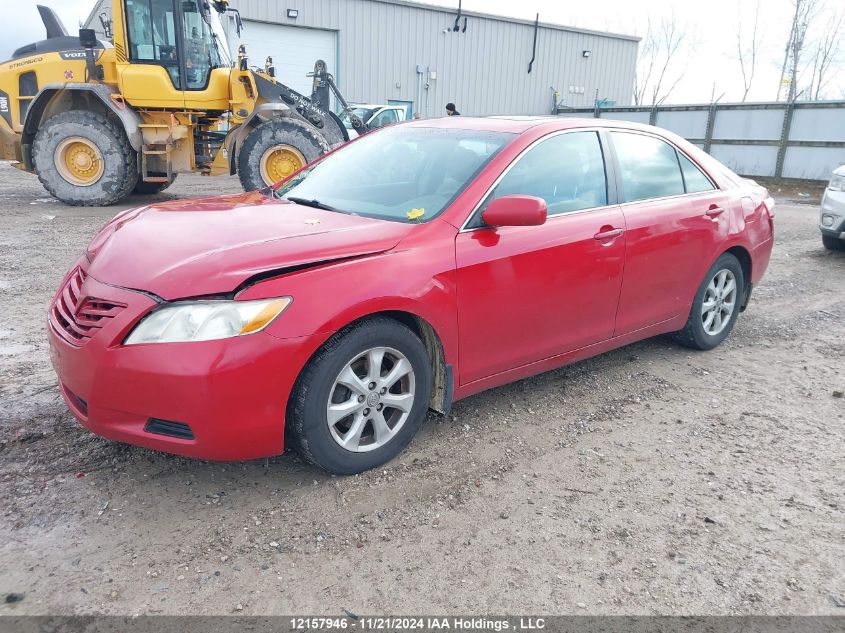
<box><xmin>32</xmin><ymin>110</ymin><xmax>138</xmax><ymax>206</ymax></box>
<box><xmin>237</xmin><ymin>117</ymin><xmax>327</xmax><ymax>191</ymax></box>
<box><xmin>133</xmin><ymin>174</ymin><xmax>177</xmax><ymax>195</ymax></box>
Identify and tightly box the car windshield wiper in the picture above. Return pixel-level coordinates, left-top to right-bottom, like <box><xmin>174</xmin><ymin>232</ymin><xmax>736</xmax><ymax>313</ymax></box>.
<box><xmin>285</xmin><ymin>196</ymin><xmax>349</xmax><ymax>214</ymax></box>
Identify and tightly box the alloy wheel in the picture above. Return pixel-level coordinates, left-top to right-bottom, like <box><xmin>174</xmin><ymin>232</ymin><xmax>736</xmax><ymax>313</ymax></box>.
<box><xmin>701</xmin><ymin>268</ymin><xmax>737</xmax><ymax>336</ymax></box>
<box><xmin>326</xmin><ymin>346</ymin><xmax>416</xmax><ymax>452</ymax></box>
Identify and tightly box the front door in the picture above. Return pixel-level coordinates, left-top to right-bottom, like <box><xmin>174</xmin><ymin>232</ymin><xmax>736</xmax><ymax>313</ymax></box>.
<box><xmin>119</xmin><ymin>0</ymin><xmax>229</xmax><ymax>109</ymax></box>
<box><xmin>119</xmin><ymin>0</ymin><xmax>185</xmax><ymax>107</ymax></box>
<box><xmin>455</xmin><ymin>130</ymin><xmax>626</xmax><ymax>385</ymax></box>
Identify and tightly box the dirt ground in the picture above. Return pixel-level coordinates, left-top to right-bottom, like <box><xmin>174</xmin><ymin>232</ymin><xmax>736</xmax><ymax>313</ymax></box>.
<box><xmin>0</xmin><ymin>164</ymin><xmax>843</xmax><ymax>616</ymax></box>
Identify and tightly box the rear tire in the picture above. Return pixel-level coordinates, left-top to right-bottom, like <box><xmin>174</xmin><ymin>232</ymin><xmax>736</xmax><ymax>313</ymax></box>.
<box><xmin>133</xmin><ymin>174</ymin><xmax>177</xmax><ymax>195</ymax></box>
<box><xmin>32</xmin><ymin>110</ymin><xmax>137</xmax><ymax>206</ymax></box>
<box><xmin>822</xmin><ymin>234</ymin><xmax>845</xmax><ymax>251</ymax></box>
<box><xmin>287</xmin><ymin>318</ymin><xmax>433</xmax><ymax>475</ymax></box>
<box><xmin>237</xmin><ymin>117</ymin><xmax>327</xmax><ymax>191</ymax></box>
<box><xmin>674</xmin><ymin>253</ymin><xmax>745</xmax><ymax>351</ymax></box>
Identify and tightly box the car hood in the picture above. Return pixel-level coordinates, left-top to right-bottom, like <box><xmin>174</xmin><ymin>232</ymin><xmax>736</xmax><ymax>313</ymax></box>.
<box><xmin>86</xmin><ymin>191</ymin><xmax>414</xmax><ymax>300</ymax></box>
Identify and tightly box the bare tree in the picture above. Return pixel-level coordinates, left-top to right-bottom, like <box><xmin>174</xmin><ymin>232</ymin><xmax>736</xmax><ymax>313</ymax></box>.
<box><xmin>776</xmin><ymin>0</ymin><xmax>822</xmax><ymax>101</ymax></box>
<box><xmin>736</xmin><ymin>1</ymin><xmax>763</xmax><ymax>102</ymax></box>
<box><xmin>807</xmin><ymin>10</ymin><xmax>843</xmax><ymax>99</ymax></box>
<box><xmin>633</xmin><ymin>16</ymin><xmax>689</xmax><ymax>106</ymax></box>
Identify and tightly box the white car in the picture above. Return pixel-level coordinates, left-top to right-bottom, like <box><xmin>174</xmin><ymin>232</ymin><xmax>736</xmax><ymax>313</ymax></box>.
<box><xmin>339</xmin><ymin>104</ymin><xmax>407</xmax><ymax>139</ymax></box>
<box><xmin>821</xmin><ymin>164</ymin><xmax>845</xmax><ymax>251</ymax></box>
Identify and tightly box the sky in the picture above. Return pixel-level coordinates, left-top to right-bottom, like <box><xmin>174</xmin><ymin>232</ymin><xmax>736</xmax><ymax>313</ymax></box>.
<box><xmin>3</xmin><ymin>0</ymin><xmax>843</xmax><ymax>105</ymax></box>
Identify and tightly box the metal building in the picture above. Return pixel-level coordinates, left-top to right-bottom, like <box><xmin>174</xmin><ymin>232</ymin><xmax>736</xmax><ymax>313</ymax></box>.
<box><xmin>222</xmin><ymin>0</ymin><xmax>639</xmax><ymax>118</ymax></box>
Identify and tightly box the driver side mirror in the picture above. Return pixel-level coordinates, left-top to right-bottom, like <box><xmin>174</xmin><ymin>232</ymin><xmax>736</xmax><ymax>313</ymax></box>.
<box><xmin>481</xmin><ymin>195</ymin><xmax>547</xmax><ymax>228</ymax></box>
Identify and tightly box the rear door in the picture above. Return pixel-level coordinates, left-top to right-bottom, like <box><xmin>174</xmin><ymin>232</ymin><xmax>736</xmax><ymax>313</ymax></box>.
<box><xmin>608</xmin><ymin>130</ymin><xmax>731</xmax><ymax>335</ymax></box>
<box><xmin>455</xmin><ymin>130</ymin><xmax>626</xmax><ymax>384</ymax></box>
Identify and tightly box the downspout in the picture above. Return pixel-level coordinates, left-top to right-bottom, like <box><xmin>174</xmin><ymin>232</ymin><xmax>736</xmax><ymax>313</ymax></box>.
<box><xmin>527</xmin><ymin>13</ymin><xmax>539</xmax><ymax>73</ymax></box>
<box><xmin>416</xmin><ymin>64</ymin><xmax>424</xmax><ymax>118</ymax></box>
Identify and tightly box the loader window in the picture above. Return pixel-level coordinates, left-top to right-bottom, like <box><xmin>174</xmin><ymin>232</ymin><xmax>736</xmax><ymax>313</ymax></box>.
<box><xmin>180</xmin><ymin>0</ymin><xmax>227</xmax><ymax>89</ymax></box>
<box><xmin>126</xmin><ymin>0</ymin><xmax>181</xmax><ymax>87</ymax></box>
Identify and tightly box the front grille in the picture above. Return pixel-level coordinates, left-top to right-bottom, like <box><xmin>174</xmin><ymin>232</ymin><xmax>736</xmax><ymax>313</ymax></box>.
<box><xmin>49</xmin><ymin>267</ymin><xmax>126</xmax><ymax>345</ymax></box>
<box><xmin>144</xmin><ymin>419</ymin><xmax>195</xmax><ymax>440</ymax></box>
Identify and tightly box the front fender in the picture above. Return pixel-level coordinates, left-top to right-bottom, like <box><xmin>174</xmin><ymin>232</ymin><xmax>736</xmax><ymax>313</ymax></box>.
<box><xmin>21</xmin><ymin>83</ymin><xmax>142</xmax><ymax>169</ymax></box>
<box><xmin>235</xmin><ymin>230</ymin><xmax>460</xmax><ymax>368</ymax></box>
<box><xmin>224</xmin><ymin>102</ymin><xmax>296</xmax><ymax>174</ymax></box>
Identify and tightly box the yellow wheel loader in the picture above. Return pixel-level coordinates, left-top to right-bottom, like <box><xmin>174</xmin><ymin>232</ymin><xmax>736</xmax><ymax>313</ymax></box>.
<box><xmin>0</xmin><ymin>1</ymin><xmax>363</xmax><ymax>205</ymax></box>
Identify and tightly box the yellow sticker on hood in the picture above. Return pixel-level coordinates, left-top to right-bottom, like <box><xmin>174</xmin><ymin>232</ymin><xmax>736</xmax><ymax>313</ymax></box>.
<box><xmin>407</xmin><ymin>208</ymin><xmax>425</xmax><ymax>220</ymax></box>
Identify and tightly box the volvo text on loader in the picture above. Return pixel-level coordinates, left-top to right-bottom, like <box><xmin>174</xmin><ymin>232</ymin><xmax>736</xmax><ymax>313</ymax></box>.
<box><xmin>0</xmin><ymin>1</ymin><xmax>363</xmax><ymax>205</ymax></box>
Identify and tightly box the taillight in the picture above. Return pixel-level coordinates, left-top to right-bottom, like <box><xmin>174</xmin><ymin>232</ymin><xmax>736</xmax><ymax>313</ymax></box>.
<box><xmin>762</xmin><ymin>195</ymin><xmax>775</xmax><ymax>219</ymax></box>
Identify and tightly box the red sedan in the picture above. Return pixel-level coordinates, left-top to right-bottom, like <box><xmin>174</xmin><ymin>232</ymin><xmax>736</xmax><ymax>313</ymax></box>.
<box><xmin>48</xmin><ymin>117</ymin><xmax>774</xmax><ymax>474</ymax></box>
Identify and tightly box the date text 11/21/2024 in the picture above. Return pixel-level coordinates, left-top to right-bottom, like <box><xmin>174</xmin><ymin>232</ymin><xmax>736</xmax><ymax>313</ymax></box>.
<box><xmin>289</xmin><ymin>617</ymin><xmax>548</xmax><ymax>630</ymax></box>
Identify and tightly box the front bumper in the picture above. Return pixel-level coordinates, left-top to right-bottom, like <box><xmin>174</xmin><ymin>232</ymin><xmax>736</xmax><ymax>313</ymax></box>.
<box><xmin>48</xmin><ymin>267</ymin><xmax>323</xmax><ymax>461</ymax></box>
<box><xmin>820</xmin><ymin>188</ymin><xmax>845</xmax><ymax>239</ymax></box>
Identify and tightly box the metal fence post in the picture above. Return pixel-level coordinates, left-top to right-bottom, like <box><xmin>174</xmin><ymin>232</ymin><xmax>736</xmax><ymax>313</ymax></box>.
<box><xmin>704</xmin><ymin>103</ymin><xmax>717</xmax><ymax>154</ymax></box>
<box><xmin>775</xmin><ymin>102</ymin><xmax>795</xmax><ymax>178</ymax></box>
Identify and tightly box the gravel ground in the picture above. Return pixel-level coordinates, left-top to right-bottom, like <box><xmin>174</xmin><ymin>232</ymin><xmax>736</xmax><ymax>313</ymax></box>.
<box><xmin>0</xmin><ymin>164</ymin><xmax>843</xmax><ymax>616</ymax></box>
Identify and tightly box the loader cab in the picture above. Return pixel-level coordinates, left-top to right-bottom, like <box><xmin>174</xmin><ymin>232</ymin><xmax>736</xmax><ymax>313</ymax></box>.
<box><xmin>116</xmin><ymin>0</ymin><xmax>232</xmax><ymax>109</ymax></box>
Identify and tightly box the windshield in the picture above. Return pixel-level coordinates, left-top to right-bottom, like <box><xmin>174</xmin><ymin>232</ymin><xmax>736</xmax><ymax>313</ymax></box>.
<box><xmin>275</xmin><ymin>126</ymin><xmax>514</xmax><ymax>223</ymax></box>
<box><xmin>339</xmin><ymin>107</ymin><xmax>375</xmax><ymax>128</ymax></box>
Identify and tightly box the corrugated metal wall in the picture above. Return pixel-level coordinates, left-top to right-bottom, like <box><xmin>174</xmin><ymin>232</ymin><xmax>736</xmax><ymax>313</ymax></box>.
<box><xmin>558</xmin><ymin>101</ymin><xmax>845</xmax><ymax>181</ymax></box>
<box><xmin>227</xmin><ymin>0</ymin><xmax>638</xmax><ymax>117</ymax></box>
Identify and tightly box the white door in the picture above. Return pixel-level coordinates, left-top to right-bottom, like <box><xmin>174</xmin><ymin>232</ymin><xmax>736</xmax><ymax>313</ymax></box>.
<box><xmin>229</xmin><ymin>20</ymin><xmax>337</xmax><ymax>97</ymax></box>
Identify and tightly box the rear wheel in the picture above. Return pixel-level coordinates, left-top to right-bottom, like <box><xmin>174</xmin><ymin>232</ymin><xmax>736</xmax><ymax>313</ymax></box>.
<box><xmin>674</xmin><ymin>253</ymin><xmax>745</xmax><ymax>351</ymax></box>
<box><xmin>32</xmin><ymin>110</ymin><xmax>137</xmax><ymax>206</ymax></box>
<box><xmin>287</xmin><ymin>318</ymin><xmax>433</xmax><ymax>475</ymax></box>
<box><xmin>237</xmin><ymin>117</ymin><xmax>326</xmax><ymax>191</ymax></box>
<box><xmin>133</xmin><ymin>174</ymin><xmax>177</xmax><ymax>195</ymax></box>
<box><xmin>822</xmin><ymin>234</ymin><xmax>845</xmax><ymax>251</ymax></box>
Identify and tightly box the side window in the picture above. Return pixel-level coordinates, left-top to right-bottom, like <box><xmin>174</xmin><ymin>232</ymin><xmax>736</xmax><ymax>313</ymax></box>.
<box><xmin>678</xmin><ymin>152</ymin><xmax>716</xmax><ymax>193</ymax></box>
<box><xmin>483</xmin><ymin>131</ymin><xmax>607</xmax><ymax>217</ymax></box>
<box><xmin>125</xmin><ymin>0</ymin><xmax>180</xmax><ymax>87</ymax></box>
<box><xmin>371</xmin><ymin>109</ymin><xmax>399</xmax><ymax>128</ymax></box>
<box><xmin>611</xmin><ymin>132</ymin><xmax>685</xmax><ymax>202</ymax></box>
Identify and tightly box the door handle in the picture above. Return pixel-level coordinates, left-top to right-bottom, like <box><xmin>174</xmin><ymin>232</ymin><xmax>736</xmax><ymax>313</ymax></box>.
<box><xmin>705</xmin><ymin>205</ymin><xmax>725</xmax><ymax>218</ymax></box>
<box><xmin>593</xmin><ymin>227</ymin><xmax>624</xmax><ymax>241</ymax></box>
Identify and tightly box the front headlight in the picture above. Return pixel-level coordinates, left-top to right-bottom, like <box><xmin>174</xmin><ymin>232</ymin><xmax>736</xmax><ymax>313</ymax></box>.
<box><xmin>124</xmin><ymin>297</ymin><xmax>292</xmax><ymax>345</ymax></box>
<box><xmin>828</xmin><ymin>174</ymin><xmax>845</xmax><ymax>192</ymax></box>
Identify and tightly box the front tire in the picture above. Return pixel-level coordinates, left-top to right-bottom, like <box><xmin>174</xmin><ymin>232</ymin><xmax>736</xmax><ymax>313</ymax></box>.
<box><xmin>674</xmin><ymin>253</ymin><xmax>745</xmax><ymax>351</ymax></box>
<box><xmin>237</xmin><ymin>117</ymin><xmax>327</xmax><ymax>191</ymax></box>
<box><xmin>32</xmin><ymin>110</ymin><xmax>137</xmax><ymax>206</ymax></box>
<box><xmin>822</xmin><ymin>234</ymin><xmax>845</xmax><ymax>251</ymax></box>
<box><xmin>287</xmin><ymin>318</ymin><xmax>433</xmax><ymax>475</ymax></box>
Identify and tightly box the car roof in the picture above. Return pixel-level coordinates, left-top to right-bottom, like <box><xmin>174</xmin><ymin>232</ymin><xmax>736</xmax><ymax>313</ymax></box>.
<box><xmin>350</xmin><ymin>103</ymin><xmax>397</xmax><ymax>109</ymax></box>
<box><xmin>402</xmin><ymin>115</ymin><xmax>664</xmax><ymax>135</ymax></box>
